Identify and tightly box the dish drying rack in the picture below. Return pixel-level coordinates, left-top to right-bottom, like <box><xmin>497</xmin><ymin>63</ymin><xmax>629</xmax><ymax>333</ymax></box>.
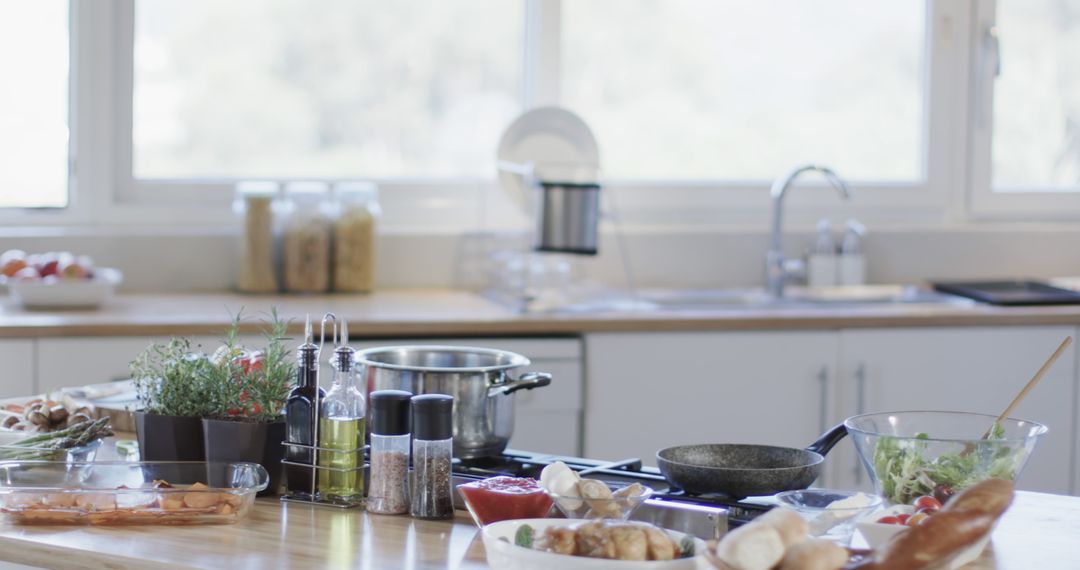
<box><xmin>281</xmin><ymin>313</ymin><xmax>366</xmax><ymax>509</ymax></box>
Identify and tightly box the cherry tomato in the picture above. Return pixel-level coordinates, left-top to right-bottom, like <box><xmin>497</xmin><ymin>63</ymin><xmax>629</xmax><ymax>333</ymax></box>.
<box><xmin>913</xmin><ymin>495</ymin><xmax>944</xmax><ymax>511</ymax></box>
<box><xmin>916</xmin><ymin>506</ymin><xmax>940</xmax><ymax>516</ymax></box>
<box><xmin>876</xmin><ymin>515</ymin><xmax>902</xmax><ymax>525</ymax></box>
<box><xmin>896</xmin><ymin>513</ymin><xmax>912</xmax><ymax>525</ymax></box>
<box><xmin>236</xmin><ymin>351</ymin><xmax>265</xmax><ymax>374</ymax></box>
<box><xmin>906</xmin><ymin>512</ymin><xmax>930</xmax><ymax>526</ymax></box>
<box><xmin>933</xmin><ymin>484</ymin><xmax>955</xmax><ymax>505</ymax></box>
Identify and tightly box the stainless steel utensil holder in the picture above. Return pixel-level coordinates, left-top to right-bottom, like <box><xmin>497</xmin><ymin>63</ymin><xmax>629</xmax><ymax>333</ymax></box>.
<box><xmin>279</xmin><ymin>312</ymin><xmax>366</xmax><ymax>509</ymax></box>
<box><xmin>280</xmin><ymin>441</ymin><xmax>367</xmax><ymax>508</ymax></box>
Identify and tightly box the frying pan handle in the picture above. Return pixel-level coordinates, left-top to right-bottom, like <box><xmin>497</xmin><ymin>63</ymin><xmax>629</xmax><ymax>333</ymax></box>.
<box><xmin>805</xmin><ymin>422</ymin><xmax>848</xmax><ymax>456</ymax></box>
<box><xmin>488</xmin><ymin>372</ymin><xmax>552</xmax><ymax>397</ymax></box>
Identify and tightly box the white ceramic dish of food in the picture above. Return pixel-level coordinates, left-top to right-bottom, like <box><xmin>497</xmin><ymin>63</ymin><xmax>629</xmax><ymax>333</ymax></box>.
<box><xmin>8</xmin><ymin>268</ymin><xmax>123</xmax><ymax>309</ymax></box>
<box><xmin>482</xmin><ymin>518</ymin><xmax>708</xmax><ymax>570</ymax></box>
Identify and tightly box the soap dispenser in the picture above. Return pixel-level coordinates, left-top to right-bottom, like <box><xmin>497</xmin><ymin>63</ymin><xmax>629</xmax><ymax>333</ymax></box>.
<box><xmin>838</xmin><ymin>219</ymin><xmax>867</xmax><ymax>286</ymax></box>
<box><xmin>807</xmin><ymin>219</ymin><xmax>838</xmax><ymax>288</ymax></box>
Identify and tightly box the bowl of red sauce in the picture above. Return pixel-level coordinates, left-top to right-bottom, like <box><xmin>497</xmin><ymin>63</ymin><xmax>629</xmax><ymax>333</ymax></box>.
<box><xmin>458</xmin><ymin>476</ymin><xmax>554</xmax><ymax>527</ymax></box>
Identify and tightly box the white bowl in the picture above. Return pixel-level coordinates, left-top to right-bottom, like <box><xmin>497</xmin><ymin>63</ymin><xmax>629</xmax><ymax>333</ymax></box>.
<box><xmin>8</xmin><ymin>268</ymin><xmax>122</xmax><ymax>309</ymax></box>
<box><xmin>481</xmin><ymin>518</ymin><xmax>708</xmax><ymax>570</ymax></box>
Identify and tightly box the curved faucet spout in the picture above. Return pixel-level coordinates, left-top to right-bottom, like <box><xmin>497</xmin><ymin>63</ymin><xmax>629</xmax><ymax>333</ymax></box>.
<box><xmin>766</xmin><ymin>164</ymin><xmax>853</xmax><ymax>297</ymax></box>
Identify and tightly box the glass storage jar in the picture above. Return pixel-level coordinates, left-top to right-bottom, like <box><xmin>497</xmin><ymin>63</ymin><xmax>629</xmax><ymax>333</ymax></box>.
<box><xmin>233</xmin><ymin>181</ymin><xmax>280</xmax><ymax>293</ymax></box>
<box><xmin>332</xmin><ymin>181</ymin><xmax>380</xmax><ymax>293</ymax></box>
<box><xmin>280</xmin><ymin>181</ymin><xmax>332</xmax><ymax>293</ymax></box>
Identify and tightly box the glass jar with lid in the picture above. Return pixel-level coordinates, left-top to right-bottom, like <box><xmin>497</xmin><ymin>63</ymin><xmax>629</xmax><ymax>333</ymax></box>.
<box><xmin>233</xmin><ymin>181</ymin><xmax>280</xmax><ymax>293</ymax></box>
<box><xmin>332</xmin><ymin>181</ymin><xmax>380</xmax><ymax>293</ymax></box>
<box><xmin>280</xmin><ymin>181</ymin><xmax>332</xmax><ymax>293</ymax></box>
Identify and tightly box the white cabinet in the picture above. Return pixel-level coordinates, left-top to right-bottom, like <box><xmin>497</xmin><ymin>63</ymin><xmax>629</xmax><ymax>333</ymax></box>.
<box><xmin>834</xmin><ymin>327</ymin><xmax>1077</xmax><ymax>495</ymax></box>
<box><xmin>584</xmin><ymin>331</ymin><xmax>839</xmax><ymax>478</ymax></box>
<box><xmin>0</xmin><ymin>340</ymin><xmax>34</xmax><ymax>398</ymax></box>
<box><xmin>36</xmin><ymin>335</ymin><xmax>265</xmax><ymax>392</ymax></box>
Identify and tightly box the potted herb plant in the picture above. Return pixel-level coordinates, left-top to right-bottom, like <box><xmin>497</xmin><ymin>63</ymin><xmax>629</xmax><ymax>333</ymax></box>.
<box><xmin>199</xmin><ymin>311</ymin><xmax>295</xmax><ymax>496</ymax></box>
<box><xmin>131</xmin><ymin>337</ymin><xmax>216</xmax><ymax>462</ymax></box>
<box><xmin>132</xmin><ymin>310</ymin><xmax>296</xmax><ymax>495</ymax></box>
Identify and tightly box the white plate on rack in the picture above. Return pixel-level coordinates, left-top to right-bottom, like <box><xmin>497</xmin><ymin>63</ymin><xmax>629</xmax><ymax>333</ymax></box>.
<box><xmin>496</xmin><ymin>106</ymin><xmax>600</xmax><ymax>213</ymax></box>
<box><xmin>7</xmin><ymin>268</ymin><xmax>123</xmax><ymax>310</ymax></box>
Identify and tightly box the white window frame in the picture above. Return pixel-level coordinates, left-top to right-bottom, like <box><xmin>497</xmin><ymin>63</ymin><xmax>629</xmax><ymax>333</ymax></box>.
<box><xmin>967</xmin><ymin>0</ymin><xmax>1080</xmax><ymax>220</ymax></box>
<box><xmin>0</xmin><ymin>0</ymin><xmax>1008</xmax><ymax>231</ymax></box>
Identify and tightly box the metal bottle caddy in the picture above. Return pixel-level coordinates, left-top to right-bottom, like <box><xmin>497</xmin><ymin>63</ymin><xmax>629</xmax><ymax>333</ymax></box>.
<box><xmin>281</xmin><ymin>313</ymin><xmax>367</xmax><ymax>508</ymax></box>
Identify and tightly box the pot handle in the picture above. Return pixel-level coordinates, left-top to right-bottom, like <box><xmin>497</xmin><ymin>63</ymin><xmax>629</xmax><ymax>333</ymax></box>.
<box><xmin>804</xmin><ymin>422</ymin><xmax>848</xmax><ymax>456</ymax></box>
<box><xmin>488</xmin><ymin>372</ymin><xmax>553</xmax><ymax>397</ymax></box>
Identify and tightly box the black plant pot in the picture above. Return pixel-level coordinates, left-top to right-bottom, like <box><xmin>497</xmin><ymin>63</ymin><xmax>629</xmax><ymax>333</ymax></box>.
<box><xmin>134</xmin><ymin>411</ymin><xmax>206</xmax><ymax>462</ymax></box>
<box><xmin>202</xmin><ymin>418</ymin><xmax>286</xmax><ymax>497</ymax></box>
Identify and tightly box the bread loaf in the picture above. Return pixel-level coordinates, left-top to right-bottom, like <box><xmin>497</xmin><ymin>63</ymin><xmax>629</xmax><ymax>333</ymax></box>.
<box><xmin>778</xmin><ymin>538</ymin><xmax>849</xmax><ymax>570</ymax></box>
<box><xmin>713</xmin><ymin>523</ymin><xmax>786</xmax><ymax>570</ymax></box>
<box><xmin>850</xmin><ymin>479</ymin><xmax>1014</xmax><ymax>570</ymax></box>
<box><xmin>756</xmin><ymin>507</ymin><xmax>810</xmax><ymax>548</ymax></box>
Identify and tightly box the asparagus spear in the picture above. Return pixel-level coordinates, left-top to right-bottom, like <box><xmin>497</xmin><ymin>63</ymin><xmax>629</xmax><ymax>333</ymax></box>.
<box><xmin>0</xmin><ymin>418</ymin><xmax>113</xmax><ymax>460</ymax></box>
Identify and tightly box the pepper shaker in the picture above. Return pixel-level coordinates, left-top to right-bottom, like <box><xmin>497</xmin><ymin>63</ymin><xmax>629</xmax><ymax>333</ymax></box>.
<box><xmin>368</xmin><ymin>390</ymin><xmax>412</xmax><ymax>515</ymax></box>
<box><xmin>410</xmin><ymin>394</ymin><xmax>454</xmax><ymax>519</ymax></box>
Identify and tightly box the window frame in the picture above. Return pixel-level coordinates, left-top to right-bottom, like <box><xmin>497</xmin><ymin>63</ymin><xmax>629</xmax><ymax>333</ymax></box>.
<box><xmin>4</xmin><ymin>0</ymin><xmax>1043</xmax><ymax>231</ymax></box>
<box><xmin>966</xmin><ymin>0</ymin><xmax>1080</xmax><ymax>220</ymax></box>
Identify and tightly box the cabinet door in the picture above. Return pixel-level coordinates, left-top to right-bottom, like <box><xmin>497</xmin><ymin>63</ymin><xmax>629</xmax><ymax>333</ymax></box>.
<box><xmin>36</xmin><ymin>335</ymin><xmax>266</xmax><ymax>392</ymax></box>
<box><xmin>0</xmin><ymin>340</ymin><xmax>34</xmax><ymax>398</ymax></box>
<box><xmin>836</xmin><ymin>327</ymin><xmax>1076</xmax><ymax>495</ymax></box>
<box><xmin>584</xmin><ymin>331</ymin><xmax>838</xmax><ymax>472</ymax></box>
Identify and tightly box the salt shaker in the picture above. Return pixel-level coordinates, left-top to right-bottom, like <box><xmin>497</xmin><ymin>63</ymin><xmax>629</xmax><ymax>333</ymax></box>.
<box><xmin>410</xmin><ymin>394</ymin><xmax>454</xmax><ymax>519</ymax></box>
<box><xmin>368</xmin><ymin>390</ymin><xmax>412</xmax><ymax>515</ymax></box>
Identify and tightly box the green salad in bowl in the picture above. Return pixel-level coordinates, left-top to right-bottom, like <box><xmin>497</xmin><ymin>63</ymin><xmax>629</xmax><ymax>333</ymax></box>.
<box><xmin>845</xmin><ymin>411</ymin><xmax>1046</xmax><ymax>505</ymax></box>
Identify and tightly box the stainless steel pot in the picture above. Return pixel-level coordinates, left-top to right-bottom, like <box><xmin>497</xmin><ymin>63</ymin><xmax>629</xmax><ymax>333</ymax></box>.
<box><xmin>354</xmin><ymin>345</ymin><xmax>552</xmax><ymax>458</ymax></box>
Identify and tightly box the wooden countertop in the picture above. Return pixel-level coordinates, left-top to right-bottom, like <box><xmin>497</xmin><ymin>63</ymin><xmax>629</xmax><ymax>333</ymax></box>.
<box><xmin>0</xmin><ymin>491</ymin><xmax>1075</xmax><ymax>569</ymax></box>
<box><xmin>3</xmin><ymin>289</ymin><xmax>1080</xmax><ymax>338</ymax></box>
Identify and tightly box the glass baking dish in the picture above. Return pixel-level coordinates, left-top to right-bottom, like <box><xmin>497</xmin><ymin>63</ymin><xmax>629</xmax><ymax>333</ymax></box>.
<box><xmin>0</xmin><ymin>461</ymin><xmax>268</xmax><ymax>525</ymax></box>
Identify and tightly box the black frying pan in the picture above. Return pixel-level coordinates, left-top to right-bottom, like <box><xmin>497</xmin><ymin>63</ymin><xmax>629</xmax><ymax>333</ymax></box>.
<box><xmin>655</xmin><ymin>423</ymin><xmax>848</xmax><ymax>499</ymax></box>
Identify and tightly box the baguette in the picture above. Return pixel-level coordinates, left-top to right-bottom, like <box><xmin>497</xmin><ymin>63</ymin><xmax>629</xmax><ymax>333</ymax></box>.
<box><xmin>849</xmin><ymin>479</ymin><xmax>1014</xmax><ymax>570</ymax></box>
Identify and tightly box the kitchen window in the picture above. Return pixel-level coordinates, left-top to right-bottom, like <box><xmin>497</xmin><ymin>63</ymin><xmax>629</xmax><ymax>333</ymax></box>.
<box><xmin>969</xmin><ymin>0</ymin><xmax>1080</xmax><ymax>218</ymax></box>
<box><xmin>562</xmin><ymin>0</ymin><xmax>926</xmax><ymax>183</ymax></box>
<box><xmin>0</xmin><ymin>3</ymin><xmax>70</xmax><ymax>209</ymax></box>
<box><xmin>4</xmin><ymin>1</ymin><xmax>1075</xmax><ymax>226</ymax></box>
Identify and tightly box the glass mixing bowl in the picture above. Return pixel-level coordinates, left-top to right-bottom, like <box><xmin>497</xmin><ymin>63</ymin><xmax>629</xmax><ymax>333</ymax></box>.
<box><xmin>844</xmin><ymin>411</ymin><xmax>1046</xmax><ymax>506</ymax></box>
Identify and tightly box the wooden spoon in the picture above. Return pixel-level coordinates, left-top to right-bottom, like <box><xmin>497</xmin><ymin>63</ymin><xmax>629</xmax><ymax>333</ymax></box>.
<box><xmin>980</xmin><ymin>335</ymin><xmax>1072</xmax><ymax>440</ymax></box>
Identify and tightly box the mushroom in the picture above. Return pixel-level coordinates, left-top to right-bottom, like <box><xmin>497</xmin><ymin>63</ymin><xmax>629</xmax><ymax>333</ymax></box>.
<box><xmin>48</xmin><ymin>405</ymin><xmax>69</xmax><ymax>426</ymax></box>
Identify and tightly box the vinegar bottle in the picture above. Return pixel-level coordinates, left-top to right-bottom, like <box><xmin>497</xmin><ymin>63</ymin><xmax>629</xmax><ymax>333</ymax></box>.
<box><xmin>316</xmin><ymin>318</ymin><xmax>366</xmax><ymax>503</ymax></box>
<box><xmin>285</xmin><ymin>315</ymin><xmax>325</xmax><ymax>499</ymax></box>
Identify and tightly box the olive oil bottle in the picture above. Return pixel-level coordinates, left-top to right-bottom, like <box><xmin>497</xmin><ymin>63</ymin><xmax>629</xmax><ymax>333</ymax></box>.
<box><xmin>316</xmin><ymin>319</ymin><xmax>366</xmax><ymax>503</ymax></box>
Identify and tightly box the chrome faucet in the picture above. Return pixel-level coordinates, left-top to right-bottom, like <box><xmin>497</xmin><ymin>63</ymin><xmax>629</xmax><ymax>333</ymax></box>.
<box><xmin>766</xmin><ymin>165</ymin><xmax>853</xmax><ymax>297</ymax></box>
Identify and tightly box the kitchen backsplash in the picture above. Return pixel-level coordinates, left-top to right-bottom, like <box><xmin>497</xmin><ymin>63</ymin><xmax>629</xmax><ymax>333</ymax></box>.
<box><xmin>1</xmin><ymin>225</ymin><xmax>1079</xmax><ymax>293</ymax></box>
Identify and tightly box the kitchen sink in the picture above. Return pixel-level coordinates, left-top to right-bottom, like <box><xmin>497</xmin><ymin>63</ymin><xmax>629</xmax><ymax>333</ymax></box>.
<box><xmin>636</xmin><ymin>285</ymin><xmax>972</xmax><ymax>311</ymax></box>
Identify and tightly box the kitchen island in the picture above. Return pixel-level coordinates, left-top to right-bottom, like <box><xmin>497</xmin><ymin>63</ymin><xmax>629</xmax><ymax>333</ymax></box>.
<box><xmin>0</xmin><ymin>491</ymin><xmax>1076</xmax><ymax>569</ymax></box>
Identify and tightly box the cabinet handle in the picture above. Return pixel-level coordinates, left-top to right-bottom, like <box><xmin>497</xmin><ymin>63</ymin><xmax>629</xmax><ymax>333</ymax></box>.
<box><xmin>816</xmin><ymin>366</ymin><xmax>828</xmax><ymax>435</ymax></box>
<box><xmin>854</xmin><ymin>362</ymin><xmax>867</xmax><ymax>485</ymax></box>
